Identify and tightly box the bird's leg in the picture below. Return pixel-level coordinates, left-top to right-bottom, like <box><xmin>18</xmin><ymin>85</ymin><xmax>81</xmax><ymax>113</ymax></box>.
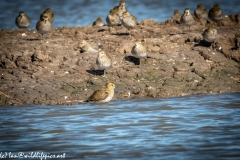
<box><xmin>40</xmin><ymin>34</ymin><xmax>43</xmax><ymax>43</ymax></box>
<box><xmin>103</xmin><ymin>70</ymin><xmax>107</xmax><ymax>77</ymax></box>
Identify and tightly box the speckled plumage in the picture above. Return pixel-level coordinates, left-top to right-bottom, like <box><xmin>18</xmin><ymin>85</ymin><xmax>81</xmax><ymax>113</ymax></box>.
<box><xmin>86</xmin><ymin>82</ymin><xmax>115</xmax><ymax>103</ymax></box>
<box><xmin>131</xmin><ymin>40</ymin><xmax>147</xmax><ymax>59</ymax></box>
<box><xmin>180</xmin><ymin>8</ymin><xmax>196</xmax><ymax>26</ymax></box>
<box><xmin>15</xmin><ymin>11</ymin><xmax>30</xmax><ymax>29</ymax></box>
<box><xmin>96</xmin><ymin>50</ymin><xmax>112</xmax><ymax>75</ymax></box>
<box><xmin>202</xmin><ymin>24</ymin><xmax>218</xmax><ymax>42</ymax></box>
<box><xmin>40</xmin><ymin>8</ymin><xmax>54</xmax><ymax>23</ymax></box>
<box><xmin>36</xmin><ymin>15</ymin><xmax>52</xmax><ymax>35</ymax></box>
<box><xmin>92</xmin><ymin>17</ymin><xmax>105</xmax><ymax>27</ymax></box>
<box><xmin>79</xmin><ymin>40</ymin><xmax>101</xmax><ymax>53</ymax></box>
<box><xmin>113</xmin><ymin>0</ymin><xmax>127</xmax><ymax>17</ymax></box>
<box><xmin>194</xmin><ymin>4</ymin><xmax>208</xmax><ymax>19</ymax></box>
<box><xmin>106</xmin><ymin>9</ymin><xmax>121</xmax><ymax>26</ymax></box>
<box><xmin>172</xmin><ymin>10</ymin><xmax>182</xmax><ymax>22</ymax></box>
<box><xmin>208</xmin><ymin>4</ymin><xmax>223</xmax><ymax>22</ymax></box>
<box><xmin>121</xmin><ymin>11</ymin><xmax>138</xmax><ymax>30</ymax></box>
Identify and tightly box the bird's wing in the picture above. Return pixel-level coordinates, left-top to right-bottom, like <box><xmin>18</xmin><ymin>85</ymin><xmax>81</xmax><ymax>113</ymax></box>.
<box><xmin>132</xmin><ymin>15</ymin><xmax>138</xmax><ymax>24</ymax></box>
<box><xmin>87</xmin><ymin>89</ymin><xmax>109</xmax><ymax>101</ymax></box>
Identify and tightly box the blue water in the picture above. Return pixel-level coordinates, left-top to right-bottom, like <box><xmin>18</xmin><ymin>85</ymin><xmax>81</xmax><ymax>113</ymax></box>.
<box><xmin>0</xmin><ymin>0</ymin><xmax>240</xmax><ymax>30</ymax></box>
<box><xmin>0</xmin><ymin>93</ymin><xmax>240</xmax><ymax>159</ymax></box>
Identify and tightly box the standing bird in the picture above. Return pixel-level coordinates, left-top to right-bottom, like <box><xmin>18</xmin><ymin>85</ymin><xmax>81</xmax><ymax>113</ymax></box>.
<box><xmin>202</xmin><ymin>24</ymin><xmax>218</xmax><ymax>43</ymax></box>
<box><xmin>78</xmin><ymin>40</ymin><xmax>101</xmax><ymax>53</ymax></box>
<box><xmin>180</xmin><ymin>8</ymin><xmax>196</xmax><ymax>27</ymax></box>
<box><xmin>36</xmin><ymin>15</ymin><xmax>52</xmax><ymax>39</ymax></box>
<box><xmin>92</xmin><ymin>17</ymin><xmax>105</xmax><ymax>27</ymax></box>
<box><xmin>229</xmin><ymin>14</ymin><xmax>236</xmax><ymax>23</ymax></box>
<box><xmin>208</xmin><ymin>4</ymin><xmax>223</xmax><ymax>22</ymax></box>
<box><xmin>131</xmin><ymin>40</ymin><xmax>147</xmax><ymax>65</ymax></box>
<box><xmin>106</xmin><ymin>9</ymin><xmax>121</xmax><ymax>26</ymax></box>
<box><xmin>85</xmin><ymin>82</ymin><xmax>115</xmax><ymax>103</ymax></box>
<box><xmin>121</xmin><ymin>11</ymin><xmax>138</xmax><ymax>30</ymax></box>
<box><xmin>96</xmin><ymin>50</ymin><xmax>112</xmax><ymax>76</ymax></box>
<box><xmin>172</xmin><ymin>10</ymin><xmax>182</xmax><ymax>22</ymax></box>
<box><xmin>113</xmin><ymin>0</ymin><xmax>127</xmax><ymax>17</ymax></box>
<box><xmin>40</xmin><ymin>8</ymin><xmax>54</xmax><ymax>23</ymax></box>
<box><xmin>15</xmin><ymin>11</ymin><xmax>30</xmax><ymax>29</ymax></box>
<box><xmin>194</xmin><ymin>4</ymin><xmax>208</xmax><ymax>20</ymax></box>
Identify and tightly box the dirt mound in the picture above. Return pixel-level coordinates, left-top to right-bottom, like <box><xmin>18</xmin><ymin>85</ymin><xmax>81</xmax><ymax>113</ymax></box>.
<box><xmin>0</xmin><ymin>16</ymin><xmax>239</xmax><ymax>106</ymax></box>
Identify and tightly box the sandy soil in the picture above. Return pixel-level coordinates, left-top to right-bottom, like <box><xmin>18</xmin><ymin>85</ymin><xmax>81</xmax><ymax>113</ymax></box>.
<box><xmin>0</xmin><ymin>16</ymin><xmax>240</xmax><ymax>106</ymax></box>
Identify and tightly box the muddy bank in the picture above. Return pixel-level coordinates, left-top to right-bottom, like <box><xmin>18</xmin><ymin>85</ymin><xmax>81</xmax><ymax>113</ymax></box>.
<box><xmin>0</xmin><ymin>16</ymin><xmax>240</xmax><ymax>106</ymax></box>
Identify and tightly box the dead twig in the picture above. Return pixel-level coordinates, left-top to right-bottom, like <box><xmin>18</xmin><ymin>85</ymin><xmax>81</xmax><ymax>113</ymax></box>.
<box><xmin>0</xmin><ymin>91</ymin><xmax>12</xmax><ymax>98</ymax></box>
<box><xmin>0</xmin><ymin>90</ymin><xmax>22</xmax><ymax>104</ymax></box>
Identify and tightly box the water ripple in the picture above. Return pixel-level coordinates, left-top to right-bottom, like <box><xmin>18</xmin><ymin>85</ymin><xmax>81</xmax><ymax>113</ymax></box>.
<box><xmin>1</xmin><ymin>0</ymin><xmax>240</xmax><ymax>30</ymax></box>
<box><xmin>0</xmin><ymin>93</ymin><xmax>240</xmax><ymax>159</ymax></box>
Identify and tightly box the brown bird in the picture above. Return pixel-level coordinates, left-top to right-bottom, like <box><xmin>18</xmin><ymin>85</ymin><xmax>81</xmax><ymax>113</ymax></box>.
<box><xmin>78</xmin><ymin>40</ymin><xmax>101</xmax><ymax>53</ymax></box>
<box><xmin>194</xmin><ymin>4</ymin><xmax>208</xmax><ymax>20</ymax></box>
<box><xmin>131</xmin><ymin>40</ymin><xmax>147</xmax><ymax>65</ymax></box>
<box><xmin>121</xmin><ymin>11</ymin><xmax>138</xmax><ymax>30</ymax></box>
<box><xmin>92</xmin><ymin>17</ymin><xmax>105</xmax><ymax>27</ymax></box>
<box><xmin>40</xmin><ymin>8</ymin><xmax>54</xmax><ymax>23</ymax></box>
<box><xmin>202</xmin><ymin>24</ymin><xmax>218</xmax><ymax>43</ymax></box>
<box><xmin>15</xmin><ymin>11</ymin><xmax>30</xmax><ymax>29</ymax></box>
<box><xmin>172</xmin><ymin>10</ymin><xmax>182</xmax><ymax>22</ymax></box>
<box><xmin>180</xmin><ymin>8</ymin><xmax>196</xmax><ymax>26</ymax></box>
<box><xmin>85</xmin><ymin>82</ymin><xmax>115</xmax><ymax>103</ymax></box>
<box><xmin>208</xmin><ymin>4</ymin><xmax>223</xmax><ymax>22</ymax></box>
<box><xmin>36</xmin><ymin>15</ymin><xmax>52</xmax><ymax>38</ymax></box>
<box><xmin>106</xmin><ymin>9</ymin><xmax>121</xmax><ymax>26</ymax></box>
<box><xmin>113</xmin><ymin>0</ymin><xmax>127</xmax><ymax>17</ymax></box>
<box><xmin>229</xmin><ymin>14</ymin><xmax>236</xmax><ymax>23</ymax></box>
<box><xmin>96</xmin><ymin>50</ymin><xmax>112</xmax><ymax>76</ymax></box>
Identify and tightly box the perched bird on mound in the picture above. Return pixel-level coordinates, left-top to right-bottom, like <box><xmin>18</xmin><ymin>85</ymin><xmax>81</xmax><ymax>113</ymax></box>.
<box><xmin>202</xmin><ymin>24</ymin><xmax>217</xmax><ymax>43</ymax></box>
<box><xmin>36</xmin><ymin>15</ymin><xmax>52</xmax><ymax>38</ymax></box>
<box><xmin>131</xmin><ymin>40</ymin><xmax>147</xmax><ymax>65</ymax></box>
<box><xmin>78</xmin><ymin>40</ymin><xmax>102</xmax><ymax>53</ymax></box>
<box><xmin>180</xmin><ymin>8</ymin><xmax>196</xmax><ymax>26</ymax></box>
<box><xmin>112</xmin><ymin>0</ymin><xmax>127</xmax><ymax>17</ymax></box>
<box><xmin>202</xmin><ymin>23</ymin><xmax>218</xmax><ymax>43</ymax></box>
<box><xmin>96</xmin><ymin>50</ymin><xmax>112</xmax><ymax>76</ymax></box>
<box><xmin>92</xmin><ymin>17</ymin><xmax>105</xmax><ymax>27</ymax></box>
<box><xmin>15</xmin><ymin>11</ymin><xmax>30</xmax><ymax>29</ymax></box>
<box><xmin>40</xmin><ymin>8</ymin><xmax>54</xmax><ymax>23</ymax></box>
<box><xmin>172</xmin><ymin>10</ymin><xmax>182</xmax><ymax>22</ymax></box>
<box><xmin>106</xmin><ymin>9</ymin><xmax>121</xmax><ymax>26</ymax></box>
<box><xmin>208</xmin><ymin>4</ymin><xmax>223</xmax><ymax>22</ymax></box>
<box><xmin>121</xmin><ymin>11</ymin><xmax>138</xmax><ymax>30</ymax></box>
<box><xmin>194</xmin><ymin>4</ymin><xmax>208</xmax><ymax>20</ymax></box>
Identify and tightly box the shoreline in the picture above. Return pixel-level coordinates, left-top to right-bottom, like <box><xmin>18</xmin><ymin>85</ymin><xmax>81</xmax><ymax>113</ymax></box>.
<box><xmin>0</xmin><ymin>17</ymin><xmax>240</xmax><ymax>106</ymax></box>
